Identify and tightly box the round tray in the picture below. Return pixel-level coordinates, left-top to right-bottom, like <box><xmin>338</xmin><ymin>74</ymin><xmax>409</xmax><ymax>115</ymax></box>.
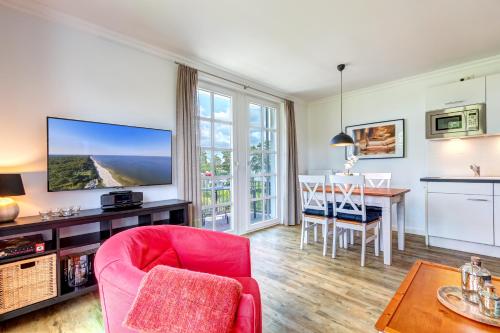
<box><xmin>437</xmin><ymin>285</ymin><xmax>500</xmax><ymax>327</ymax></box>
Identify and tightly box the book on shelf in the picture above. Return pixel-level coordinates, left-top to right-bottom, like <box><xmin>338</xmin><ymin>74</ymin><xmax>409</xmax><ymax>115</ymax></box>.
<box><xmin>0</xmin><ymin>235</ymin><xmax>45</xmax><ymax>260</ymax></box>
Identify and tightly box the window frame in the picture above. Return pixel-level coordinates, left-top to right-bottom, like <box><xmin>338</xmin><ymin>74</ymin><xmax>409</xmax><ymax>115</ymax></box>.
<box><xmin>245</xmin><ymin>96</ymin><xmax>281</xmax><ymax>231</ymax></box>
<box><xmin>197</xmin><ymin>86</ymin><xmax>235</xmax><ymax>232</ymax></box>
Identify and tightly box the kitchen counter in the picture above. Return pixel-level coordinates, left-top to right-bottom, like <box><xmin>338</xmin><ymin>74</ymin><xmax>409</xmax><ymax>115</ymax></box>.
<box><xmin>422</xmin><ymin>178</ymin><xmax>500</xmax><ymax>258</ymax></box>
<box><xmin>420</xmin><ymin>176</ymin><xmax>500</xmax><ymax>183</ymax></box>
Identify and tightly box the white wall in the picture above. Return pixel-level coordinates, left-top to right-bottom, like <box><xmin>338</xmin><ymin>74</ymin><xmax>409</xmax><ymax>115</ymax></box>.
<box><xmin>0</xmin><ymin>6</ymin><xmax>176</xmax><ymax>218</ymax></box>
<box><xmin>0</xmin><ymin>6</ymin><xmax>307</xmax><ymax>221</ymax></box>
<box><xmin>305</xmin><ymin>55</ymin><xmax>500</xmax><ymax>234</ymax></box>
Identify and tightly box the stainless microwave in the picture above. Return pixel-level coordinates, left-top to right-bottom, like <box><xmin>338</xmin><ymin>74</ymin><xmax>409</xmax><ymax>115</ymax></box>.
<box><xmin>425</xmin><ymin>103</ymin><xmax>486</xmax><ymax>139</ymax></box>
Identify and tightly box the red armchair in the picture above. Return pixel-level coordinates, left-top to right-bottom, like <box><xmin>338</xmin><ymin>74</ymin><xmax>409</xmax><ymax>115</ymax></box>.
<box><xmin>94</xmin><ymin>225</ymin><xmax>261</xmax><ymax>333</ymax></box>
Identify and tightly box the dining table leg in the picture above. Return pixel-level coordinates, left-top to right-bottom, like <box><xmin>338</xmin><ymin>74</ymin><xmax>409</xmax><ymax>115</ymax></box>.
<box><xmin>397</xmin><ymin>195</ymin><xmax>405</xmax><ymax>251</ymax></box>
<box><xmin>382</xmin><ymin>200</ymin><xmax>392</xmax><ymax>265</ymax></box>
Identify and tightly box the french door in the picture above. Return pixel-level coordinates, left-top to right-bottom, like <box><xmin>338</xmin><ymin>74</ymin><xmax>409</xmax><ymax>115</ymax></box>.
<box><xmin>197</xmin><ymin>83</ymin><xmax>280</xmax><ymax>234</ymax></box>
<box><xmin>246</xmin><ymin>99</ymin><xmax>280</xmax><ymax>231</ymax></box>
<box><xmin>198</xmin><ymin>87</ymin><xmax>234</xmax><ymax>232</ymax></box>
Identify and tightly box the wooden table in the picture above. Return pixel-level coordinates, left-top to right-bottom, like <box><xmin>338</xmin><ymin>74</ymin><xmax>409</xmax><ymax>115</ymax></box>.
<box><xmin>376</xmin><ymin>260</ymin><xmax>500</xmax><ymax>333</ymax></box>
<box><xmin>322</xmin><ymin>185</ymin><xmax>410</xmax><ymax>265</ymax></box>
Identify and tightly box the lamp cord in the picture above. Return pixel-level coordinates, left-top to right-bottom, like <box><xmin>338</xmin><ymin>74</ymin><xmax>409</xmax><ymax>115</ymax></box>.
<box><xmin>340</xmin><ymin>69</ymin><xmax>343</xmax><ymax>132</ymax></box>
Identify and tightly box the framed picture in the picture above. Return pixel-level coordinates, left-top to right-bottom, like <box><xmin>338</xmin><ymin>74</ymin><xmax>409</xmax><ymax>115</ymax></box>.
<box><xmin>345</xmin><ymin>119</ymin><xmax>405</xmax><ymax>159</ymax></box>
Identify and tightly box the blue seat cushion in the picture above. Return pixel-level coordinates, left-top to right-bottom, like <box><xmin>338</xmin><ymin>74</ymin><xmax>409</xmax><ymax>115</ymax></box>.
<box><xmin>303</xmin><ymin>203</ymin><xmax>333</xmax><ymax>218</ymax></box>
<box><xmin>334</xmin><ymin>202</ymin><xmax>380</xmax><ymax>223</ymax></box>
<box><xmin>304</xmin><ymin>203</ymin><xmax>381</xmax><ymax>222</ymax></box>
<box><xmin>367</xmin><ymin>205</ymin><xmax>382</xmax><ymax>217</ymax></box>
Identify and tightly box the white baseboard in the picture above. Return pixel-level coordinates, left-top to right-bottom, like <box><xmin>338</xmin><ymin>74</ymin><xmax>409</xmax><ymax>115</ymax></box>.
<box><xmin>391</xmin><ymin>225</ymin><xmax>425</xmax><ymax>236</ymax></box>
<box><xmin>429</xmin><ymin>236</ymin><xmax>500</xmax><ymax>258</ymax></box>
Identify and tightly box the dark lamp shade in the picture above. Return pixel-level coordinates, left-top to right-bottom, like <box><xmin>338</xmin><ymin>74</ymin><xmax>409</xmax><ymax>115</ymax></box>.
<box><xmin>0</xmin><ymin>174</ymin><xmax>25</xmax><ymax>196</ymax></box>
<box><xmin>330</xmin><ymin>132</ymin><xmax>354</xmax><ymax>147</ymax></box>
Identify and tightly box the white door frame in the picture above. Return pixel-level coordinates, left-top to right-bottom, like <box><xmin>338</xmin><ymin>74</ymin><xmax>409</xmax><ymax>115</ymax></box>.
<box><xmin>242</xmin><ymin>94</ymin><xmax>282</xmax><ymax>233</ymax></box>
<box><xmin>197</xmin><ymin>81</ymin><xmax>239</xmax><ymax>234</ymax></box>
<box><xmin>198</xmin><ymin>81</ymin><xmax>282</xmax><ymax>235</ymax></box>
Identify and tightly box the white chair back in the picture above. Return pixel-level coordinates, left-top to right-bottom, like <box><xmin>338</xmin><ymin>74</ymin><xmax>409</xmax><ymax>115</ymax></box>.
<box><xmin>298</xmin><ymin>175</ymin><xmax>328</xmax><ymax>215</ymax></box>
<box><xmin>329</xmin><ymin>175</ymin><xmax>367</xmax><ymax>221</ymax></box>
<box><xmin>309</xmin><ymin>169</ymin><xmax>333</xmax><ymax>176</ymax></box>
<box><xmin>363</xmin><ymin>173</ymin><xmax>391</xmax><ymax>188</ymax></box>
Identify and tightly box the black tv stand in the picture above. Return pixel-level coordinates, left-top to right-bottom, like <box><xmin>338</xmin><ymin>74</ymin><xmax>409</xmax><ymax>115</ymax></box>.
<box><xmin>0</xmin><ymin>199</ymin><xmax>191</xmax><ymax>322</ymax></box>
<box><xmin>101</xmin><ymin>203</ymin><xmax>143</xmax><ymax>211</ymax></box>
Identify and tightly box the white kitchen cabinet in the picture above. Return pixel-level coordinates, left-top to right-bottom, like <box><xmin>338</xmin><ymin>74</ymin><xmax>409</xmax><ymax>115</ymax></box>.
<box><xmin>428</xmin><ymin>182</ymin><xmax>492</xmax><ymax>195</ymax></box>
<box><xmin>426</xmin><ymin>77</ymin><xmax>486</xmax><ymax>111</ymax></box>
<box><xmin>487</xmin><ymin>73</ymin><xmax>500</xmax><ymax>134</ymax></box>
<box><xmin>428</xmin><ymin>192</ymin><xmax>493</xmax><ymax>245</ymax></box>
<box><xmin>495</xmin><ymin>197</ymin><xmax>500</xmax><ymax>246</ymax></box>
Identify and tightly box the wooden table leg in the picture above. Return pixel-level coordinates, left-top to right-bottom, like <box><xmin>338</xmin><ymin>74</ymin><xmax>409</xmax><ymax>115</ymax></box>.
<box><xmin>397</xmin><ymin>195</ymin><xmax>405</xmax><ymax>251</ymax></box>
<box><xmin>382</xmin><ymin>200</ymin><xmax>392</xmax><ymax>265</ymax></box>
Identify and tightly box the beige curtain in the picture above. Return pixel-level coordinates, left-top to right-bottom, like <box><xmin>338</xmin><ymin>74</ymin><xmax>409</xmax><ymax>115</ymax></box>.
<box><xmin>176</xmin><ymin>65</ymin><xmax>201</xmax><ymax>227</ymax></box>
<box><xmin>284</xmin><ymin>100</ymin><xmax>301</xmax><ymax>226</ymax></box>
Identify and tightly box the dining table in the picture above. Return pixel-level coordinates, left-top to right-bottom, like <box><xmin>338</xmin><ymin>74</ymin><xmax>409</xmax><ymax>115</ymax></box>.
<box><xmin>319</xmin><ymin>185</ymin><xmax>411</xmax><ymax>266</ymax></box>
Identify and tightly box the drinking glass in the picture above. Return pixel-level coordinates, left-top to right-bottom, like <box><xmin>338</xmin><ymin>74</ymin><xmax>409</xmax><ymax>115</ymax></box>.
<box><xmin>61</xmin><ymin>207</ymin><xmax>73</xmax><ymax>217</ymax></box>
<box><xmin>51</xmin><ymin>208</ymin><xmax>62</xmax><ymax>217</ymax></box>
<box><xmin>71</xmin><ymin>205</ymin><xmax>81</xmax><ymax>215</ymax></box>
<box><xmin>39</xmin><ymin>210</ymin><xmax>51</xmax><ymax>220</ymax></box>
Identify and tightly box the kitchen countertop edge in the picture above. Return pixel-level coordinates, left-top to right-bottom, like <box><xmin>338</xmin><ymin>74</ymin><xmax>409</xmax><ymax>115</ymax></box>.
<box><xmin>420</xmin><ymin>177</ymin><xmax>500</xmax><ymax>183</ymax></box>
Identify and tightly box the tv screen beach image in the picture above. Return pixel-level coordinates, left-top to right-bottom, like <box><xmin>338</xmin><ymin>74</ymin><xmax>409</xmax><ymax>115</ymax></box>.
<box><xmin>48</xmin><ymin>118</ymin><xmax>172</xmax><ymax>191</ymax></box>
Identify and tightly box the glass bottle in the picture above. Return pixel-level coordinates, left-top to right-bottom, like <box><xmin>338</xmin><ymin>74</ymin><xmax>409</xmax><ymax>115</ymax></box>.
<box><xmin>461</xmin><ymin>256</ymin><xmax>492</xmax><ymax>303</ymax></box>
<box><xmin>479</xmin><ymin>283</ymin><xmax>500</xmax><ymax>318</ymax></box>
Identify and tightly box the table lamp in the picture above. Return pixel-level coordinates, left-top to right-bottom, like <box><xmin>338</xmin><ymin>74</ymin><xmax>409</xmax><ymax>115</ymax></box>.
<box><xmin>0</xmin><ymin>174</ymin><xmax>25</xmax><ymax>222</ymax></box>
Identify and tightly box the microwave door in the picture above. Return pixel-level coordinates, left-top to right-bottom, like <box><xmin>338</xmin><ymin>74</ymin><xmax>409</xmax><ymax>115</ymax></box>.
<box><xmin>431</xmin><ymin>112</ymin><xmax>467</xmax><ymax>135</ymax></box>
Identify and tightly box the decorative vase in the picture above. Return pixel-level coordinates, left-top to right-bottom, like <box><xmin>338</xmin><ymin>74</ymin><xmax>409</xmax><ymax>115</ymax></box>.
<box><xmin>0</xmin><ymin>198</ymin><xmax>20</xmax><ymax>222</ymax></box>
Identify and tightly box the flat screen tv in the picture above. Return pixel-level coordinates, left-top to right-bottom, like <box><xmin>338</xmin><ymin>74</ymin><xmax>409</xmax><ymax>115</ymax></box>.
<box><xmin>47</xmin><ymin>117</ymin><xmax>172</xmax><ymax>192</ymax></box>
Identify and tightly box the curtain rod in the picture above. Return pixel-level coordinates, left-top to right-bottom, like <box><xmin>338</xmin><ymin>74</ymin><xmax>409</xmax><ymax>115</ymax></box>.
<box><xmin>174</xmin><ymin>61</ymin><xmax>285</xmax><ymax>101</ymax></box>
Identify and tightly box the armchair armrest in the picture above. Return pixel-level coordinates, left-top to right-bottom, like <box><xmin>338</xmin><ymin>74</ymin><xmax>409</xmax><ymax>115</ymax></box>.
<box><xmin>232</xmin><ymin>294</ymin><xmax>256</xmax><ymax>333</ymax></box>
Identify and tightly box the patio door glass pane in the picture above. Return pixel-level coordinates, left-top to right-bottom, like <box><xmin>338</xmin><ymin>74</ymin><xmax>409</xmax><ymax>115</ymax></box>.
<box><xmin>198</xmin><ymin>89</ymin><xmax>233</xmax><ymax>232</ymax></box>
<box><xmin>248</xmin><ymin>103</ymin><xmax>278</xmax><ymax>224</ymax></box>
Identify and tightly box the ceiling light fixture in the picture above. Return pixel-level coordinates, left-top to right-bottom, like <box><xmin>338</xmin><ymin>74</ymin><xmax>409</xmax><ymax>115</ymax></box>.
<box><xmin>329</xmin><ymin>64</ymin><xmax>354</xmax><ymax>147</ymax></box>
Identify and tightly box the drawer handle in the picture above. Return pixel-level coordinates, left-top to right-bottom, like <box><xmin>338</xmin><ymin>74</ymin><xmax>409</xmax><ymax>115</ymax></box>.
<box><xmin>20</xmin><ymin>262</ymin><xmax>36</xmax><ymax>269</ymax></box>
<box><xmin>444</xmin><ymin>100</ymin><xmax>465</xmax><ymax>105</ymax></box>
<box><xmin>467</xmin><ymin>198</ymin><xmax>489</xmax><ymax>202</ymax></box>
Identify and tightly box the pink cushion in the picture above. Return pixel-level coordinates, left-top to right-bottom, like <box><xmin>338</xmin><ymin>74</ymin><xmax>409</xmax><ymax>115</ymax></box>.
<box><xmin>124</xmin><ymin>265</ymin><xmax>243</xmax><ymax>333</ymax></box>
<box><xmin>141</xmin><ymin>248</ymin><xmax>181</xmax><ymax>272</ymax></box>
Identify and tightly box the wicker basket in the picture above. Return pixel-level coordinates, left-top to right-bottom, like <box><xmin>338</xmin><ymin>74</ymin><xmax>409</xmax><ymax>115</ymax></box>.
<box><xmin>0</xmin><ymin>254</ymin><xmax>57</xmax><ymax>314</ymax></box>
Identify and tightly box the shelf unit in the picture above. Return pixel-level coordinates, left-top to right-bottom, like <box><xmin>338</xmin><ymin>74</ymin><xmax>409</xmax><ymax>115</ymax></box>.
<box><xmin>0</xmin><ymin>199</ymin><xmax>190</xmax><ymax>322</ymax></box>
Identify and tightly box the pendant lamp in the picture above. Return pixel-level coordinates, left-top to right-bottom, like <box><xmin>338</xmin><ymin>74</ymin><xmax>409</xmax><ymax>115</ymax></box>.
<box><xmin>329</xmin><ymin>64</ymin><xmax>354</xmax><ymax>147</ymax></box>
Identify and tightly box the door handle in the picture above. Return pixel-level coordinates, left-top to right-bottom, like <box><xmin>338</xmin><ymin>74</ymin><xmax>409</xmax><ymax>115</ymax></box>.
<box><xmin>444</xmin><ymin>100</ymin><xmax>465</xmax><ymax>105</ymax></box>
<box><xmin>466</xmin><ymin>198</ymin><xmax>489</xmax><ymax>202</ymax></box>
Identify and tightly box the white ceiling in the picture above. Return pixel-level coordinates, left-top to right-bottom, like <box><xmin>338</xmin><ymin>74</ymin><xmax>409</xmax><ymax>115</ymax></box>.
<box><xmin>21</xmin><ymin>0</ymin><xmax>500</xmax><ymax>100</ymax></box>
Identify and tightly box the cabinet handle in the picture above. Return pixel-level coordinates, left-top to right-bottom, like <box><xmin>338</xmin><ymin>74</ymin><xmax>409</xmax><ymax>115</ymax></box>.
<box><xmin>466</xmin><ymin>198</ymin><xmax>489</xmax><ymax>202</ymax></box>
<box><xmin>444</xmin><ymin>100</ymin><xmax>465</xmax><ymax>105</ymax></box>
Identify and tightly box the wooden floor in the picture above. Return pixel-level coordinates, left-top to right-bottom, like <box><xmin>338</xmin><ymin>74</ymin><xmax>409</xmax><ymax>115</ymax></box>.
<box><xmin>2</xmin><ymin>225</ymin><xmax>500</xmax><ymax>333</ymax></box>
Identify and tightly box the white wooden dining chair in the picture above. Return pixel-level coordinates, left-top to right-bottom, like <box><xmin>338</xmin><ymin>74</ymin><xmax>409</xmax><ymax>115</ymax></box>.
<box><xmin>329</xmin><ymin>174</ymin><xmax>380</xmax><ymax>267</ymax></box>
<box><xmin>335</xmin><ymin>172</ymin><xmax>361</xmax><ymax>245</ymax></box>
<box><xmin>298</xmin><ymin>175</ymin><xmax>332</xmax><ymax>256</ymax></box>
<box><xmin>363</xmin><ymin>172</ymin><xmax>391</xmax><ymax>247</ymax></box>
<box><xmin>363</xmin><ymin>173</ymin><xmax>392</xmax><ymax>188</ymax></box>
